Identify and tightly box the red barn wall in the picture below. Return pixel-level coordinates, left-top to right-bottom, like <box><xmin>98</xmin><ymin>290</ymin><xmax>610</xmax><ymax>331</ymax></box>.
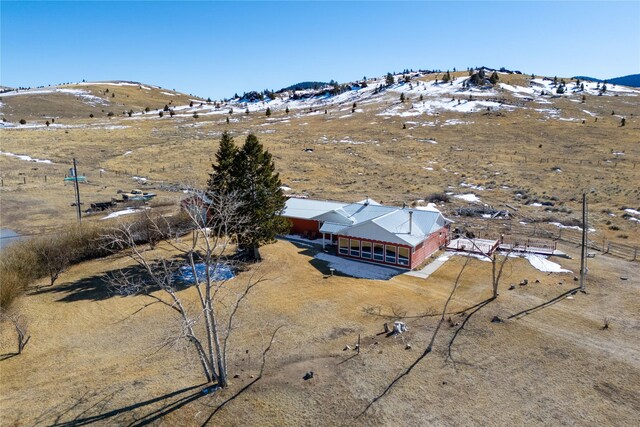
<box><xmin>287</xmin><ymin>218</ymin><xmax>320</xmax><ymax>236</ymax></box>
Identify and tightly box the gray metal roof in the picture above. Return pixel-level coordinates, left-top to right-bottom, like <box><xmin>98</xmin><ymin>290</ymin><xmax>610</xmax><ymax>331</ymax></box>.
<box><xmin>285</xmin><ymin>198</ymin><xmax>450</xmax><ymax>247</ymax></box>
<box><xmin>282</xmin><ymin>198</ymin><xmax>348</xmax><ymax>220</ymax></box>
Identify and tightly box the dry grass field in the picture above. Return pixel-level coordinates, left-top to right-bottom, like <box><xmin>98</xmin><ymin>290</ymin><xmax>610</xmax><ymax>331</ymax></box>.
<box><xmin>1</xmin><ymin>71</ymin><xmax>639</xmax><ymax>425</ymax></box>
<box><xmin>0</xmin><ymin>238</ymin><xmax>638</xmax><ymax>426</ymax></box>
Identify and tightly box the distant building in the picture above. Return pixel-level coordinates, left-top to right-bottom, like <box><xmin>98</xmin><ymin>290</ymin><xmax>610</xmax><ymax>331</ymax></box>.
<box><xmin>282</xmin><ymin>198</ymin><xmax>451</xmax><ymax>269</ymax></box>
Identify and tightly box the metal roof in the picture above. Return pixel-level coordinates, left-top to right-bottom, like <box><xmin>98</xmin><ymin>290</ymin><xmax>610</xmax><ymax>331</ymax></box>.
<box><xmin>283</xmin><ymin>198</ymin><xmax>450</xmax><ymax>247</ymax></box>
<box><xmin>282</xmin><ymin>198</ymin><xmax>348</xmax><ymax>220</ymax></box>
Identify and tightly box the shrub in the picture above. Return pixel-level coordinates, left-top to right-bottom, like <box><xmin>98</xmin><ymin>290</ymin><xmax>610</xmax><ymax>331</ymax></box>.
<box><xmin>426</xmin><ymin>192</ymin><xmax>450</xmax><ymax>203</ymax></box>
<box><xmin>19</xmin><ymin>119</ymin><xmax>26</xmax><ymax>125</ymax></box>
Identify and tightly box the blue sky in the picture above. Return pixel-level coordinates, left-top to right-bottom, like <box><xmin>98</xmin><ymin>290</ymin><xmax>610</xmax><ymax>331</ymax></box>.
<box><xmin>1</xmin><ymin>1</ymin><xmax>638</xmax><ymax>99</ymax></box>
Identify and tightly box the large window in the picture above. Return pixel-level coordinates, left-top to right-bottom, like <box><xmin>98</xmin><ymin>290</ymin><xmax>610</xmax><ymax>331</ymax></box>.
<box><xmin>361</xmin><ymin>241</ymin><xmax>372</xmax><ymax>259</ymax></box>
<box><xmin>385</xmin><ymin>245</ymin><xmax>397</xmax><ymax>264</ymax></box>
<box><xmin>398</xmin><ymin>247</ymin><xmax>410</xmax><ymax>266</ymax></box>
<box><xmin>338</xmin><ymin>238</ymin><xmax>349</xmax><ymax>255</ymax></box>
<box><xmin>373</xmin><ymin>243</ymin><xmax>384</xmax><ymax>261</ymax></box>
<box><xmin>350</xmin><ymin>239</ymin><xmax>360</xmax><ymax>257</ymax></box>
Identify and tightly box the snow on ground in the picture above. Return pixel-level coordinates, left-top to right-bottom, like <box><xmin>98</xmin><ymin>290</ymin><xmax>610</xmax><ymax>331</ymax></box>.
<box><xmin>0</xmin><ymin>151</ymin><xmax>53</xmax><ymax>164</ymax></box>
<box><xmin>460</xmin><ymin>182</ymin><xmax>485</xmax><ymax>191</ymax></box>
<box><xmin>624</xmin><ymin>208</ymin><xmax>640</xmax><ymax>216</ymax></box>
<box><xmin>280</xmin><ymin>186</ymin><xmax>292</xmax><ymax>191</ymax></box>
<box><xmin>1</xmin><ymin>87</ymin><xmax>109</xmax><ymax>106</ymax></box>
<box><xmin>524</xmin><ymin>253</ymin><xmax>572</xmax><ymax>273</ymax></box>
<box><xmin>100</xmin><ymin>207</ymin><xmax>147</xmax><ymax>220</ymax></box>
<box><xmin>315</xmin><ymin>252</ymin><xmax>403</xmax><ymax>280</ymax></box>
<box><xmin>454</xmin><ymin>193</ymin><xmax>481</xmax><ymax>203</ymax></box>
<box><xmin>549</xmin><ymin>222</ymin><xmax>595</xmax><ymax>232</ymax></box>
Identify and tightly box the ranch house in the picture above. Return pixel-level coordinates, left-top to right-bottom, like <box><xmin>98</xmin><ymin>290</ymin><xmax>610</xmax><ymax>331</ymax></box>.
<box><xmin>281</xmin><ymin>198</ymin><xmax>452</xmax><ymax>269</ymax></box>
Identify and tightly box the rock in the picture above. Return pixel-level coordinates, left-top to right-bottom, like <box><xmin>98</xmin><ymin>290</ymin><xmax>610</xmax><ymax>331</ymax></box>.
<box><xmin>233</xmin><ymin>374</ymin><xmax>240</xmax><ymax>379</ymax></box>
<box><xmin>303</xmin><ymin>371</ymin><xmax>314</xmax><ymax>381</ymax></box>
<box><xmin>354</xmin><ymin>344</ymin><xmax>360</xmax><ymax>351</ymax></box>
<box><xmin>535</xmin><ymin>279</ymin><xmax>540</xmax><ymax>283</ymax></box>
<box><xmin>574</xmin><ymin>276</ymin><xmax>579</xmax><ymax>281</ymax></box>
<box><xmin>405</xmin><ymin>344</ymin><xmax>412</xmax><ymax>350</ymax></box>
<box><xmin>250</xmin><ymin>375</ymin><xmax>255</xmax><ymax>379</ymax></box>
<box><xmin>491</xmin><ymin>316</ymin><xmax>503</xmax><ymax>323</ymax></box>
<box><xmin>343</xmin><ymin>345</ymin><xmax>351</xmax><ymax>351</ymax></box>
<box><xmin>520</xmin><ymin>279</ymin><xmax>528</xmax><ymax>286</ymax></box>
<box><xmin>442</xmin><ymin>381</ymin><xmax>448</xmax><ymax>385</ymax></box>
<box><xmin>620</xmin><ymin>277</ymin><xmax>628</xmax><ymax>281</ymax></box>
<box><xmin>508</xmin><ymin>284</ymin><xmax>515</xmax><ymax>290</ymax></box>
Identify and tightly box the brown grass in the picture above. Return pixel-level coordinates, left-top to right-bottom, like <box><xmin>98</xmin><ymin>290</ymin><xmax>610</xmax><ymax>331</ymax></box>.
<box><xmin>0</xmin><ymin>76</ymin><xmax>639</xmax><ymax>425</ymax></box>
<box><xmin>0</xmin><ymin>239</ymin><xmax>638</xmax><ymax>425</ymax></box>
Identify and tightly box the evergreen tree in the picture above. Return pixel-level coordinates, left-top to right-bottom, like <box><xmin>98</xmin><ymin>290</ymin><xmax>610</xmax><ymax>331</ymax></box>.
<box><xmin>385</xmin><ymin>73</ymin><xmax>395</xmax><ymax>86</ymax></box>
<box><xmin>266</xmin><ymin>107</ymin><xmax>272</xmax><ymax>117</ymax></box>
<box><xmin>400</xmin><ymin>93</ymin><xmax>405</xmax><ymax>102</ymax></box>
<box><xmin>231</xmin><ymin>134</ymin><xmax>288</xmax><ymax>258</ymax></box>
<box><xmin>442</xmin><ymin>70</ymin><xmax>451</xmax><ymax>83</ymax></box>
<box><xmin>208</xmin><ymin>132</ymin><xmax>238</xmax><ymax>196</ymax></box>
<box><xmin>285</xmin><ymin>106</ymin><xmax>290</xmax><ymax>114</ymax></box>
<box><xmin>489</xmin><ymin>71</ymin><xmax>499</xmax><ymax>84</ymax></box>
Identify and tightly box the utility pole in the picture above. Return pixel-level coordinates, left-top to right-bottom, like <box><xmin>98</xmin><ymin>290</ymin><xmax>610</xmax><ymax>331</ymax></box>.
<box><xmin>579</xmin><ymin>192</ymin><xmax>587</xmax><ymax>292</ymax></box>
<box><xmin>73</xmin><ymin>158</ymin><xmax>82</xmax><ymax>223</ymax></box>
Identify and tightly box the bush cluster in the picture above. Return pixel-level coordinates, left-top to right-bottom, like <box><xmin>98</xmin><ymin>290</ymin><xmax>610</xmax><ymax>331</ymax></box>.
<box><xmin>0</xmin><ymin>211</ymin><xmax>192</xmax><ymax>310</ymax></box>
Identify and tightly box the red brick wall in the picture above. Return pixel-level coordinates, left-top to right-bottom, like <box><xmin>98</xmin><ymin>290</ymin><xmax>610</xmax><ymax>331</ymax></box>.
<box><xmin>410</xmin><ymin>226</ymin><xmax>449</xmax><ymax>269</ymax></box>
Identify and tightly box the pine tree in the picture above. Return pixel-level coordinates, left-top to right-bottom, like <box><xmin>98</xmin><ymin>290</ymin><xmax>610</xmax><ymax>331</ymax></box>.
<box><xmin>231</xmin><ymin>134</ymin><xmax>288</xmax><ymax>258</ymax></box>
<box><xmin>285</xmin><ymin>106</ymin><xmax>290</xmax><ymax>114</ymax></box>
<box><xmin>442</xmin><ymin>70</ymin><xmax>451</xmax><ymax>83</ymax></box>
<box><xmin>208</xmin><ymin>132</ymin><xmax>238</xmax><ymax>196</ymax></box>
<box><xmin>400</xmin><ymin>93</ymin><xmax>405</xmax><ymax>102</ymax></box>
<box><xmin>266</xmin><ymin>107</ymin><xmax>271</xmax><ymax>117</ymax></box>
<box><xmin>489</xmin><ymin>71</ymin><xmax>499</xmax><ymax>84</ymax></box>
<box><xmin>386</xmin><ymin>73</ymin><xmax>394</xmax><ymax>86</ymax></box>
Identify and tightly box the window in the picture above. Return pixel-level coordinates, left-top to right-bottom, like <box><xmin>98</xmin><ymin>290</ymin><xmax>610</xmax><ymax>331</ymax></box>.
<box><xmin>385</xmin><ymin>245</ymin><xmax>397</xmax><ymax>264</ymax></box>
<box><xmin>361</xmin><ymin>241</ymin><xmax>372</xmax><ymax>259</ymax></box>
<box><xmin>338</xmin><ymin>238</ymin><xmax>349</xmax><ymax>255</ymax></box>
<box><xmin>373</xmin><ymin>243</ymin><xmax>384</xmax><ymax>261</ymax></box>
<box><xmin>398</xmin><ymin>247</ymin><xmax>410</xmax><ymax>266</ymax></box>
<box><xmin>350</xmin><ymin>239</ymin><xmax>360</xmax><ymax>257</ymax></box>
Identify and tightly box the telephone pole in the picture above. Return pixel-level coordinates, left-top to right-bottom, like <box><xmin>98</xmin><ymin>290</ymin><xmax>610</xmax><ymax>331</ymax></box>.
<box><xmin>579</xmin><ymin>192</ymin><xmax>587</xmax><ymax>292</ymax></box>
<box><xmin>73</xmin><ymin>158</ymin><xmax>82</xmax><ymax>223</ymax></box>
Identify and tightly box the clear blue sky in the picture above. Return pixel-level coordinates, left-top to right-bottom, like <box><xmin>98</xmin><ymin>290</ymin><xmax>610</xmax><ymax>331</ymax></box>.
<box><xmin>2</xmin><ymin>1</ymin><xmax>639</xmax><ymax>99</ymax></box>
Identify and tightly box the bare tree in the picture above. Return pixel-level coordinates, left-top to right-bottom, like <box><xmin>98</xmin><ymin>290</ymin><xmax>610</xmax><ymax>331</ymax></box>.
<box><xmin>108</xmin><ymin>190</ymin><xmax>263</xmax><ymax>388</ymax></box>
<box><xmin>2</xmin><ymin>312</ymin><xmax>31</xmax><ymax>355</ymax></box>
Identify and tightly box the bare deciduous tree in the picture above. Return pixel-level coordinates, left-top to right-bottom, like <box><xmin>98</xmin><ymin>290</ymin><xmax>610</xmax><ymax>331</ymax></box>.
<box><xmin>2</xmin><ymin>312</ymin><xmax>31</xmax><ymax>355</ymax></box>
<box><xmin>107</xmin><ymin>190</ymin><xmax>266</xmax><ymax>388</ymax></box>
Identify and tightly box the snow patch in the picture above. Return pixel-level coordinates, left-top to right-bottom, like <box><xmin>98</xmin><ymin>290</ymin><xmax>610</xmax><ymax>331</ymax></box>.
<box><xmin>100</xmin><ymin>207</ymin><xmax>147</xmax><ymax>220</ymax></box>
<box><xmin>524</xmin><ymin>253</ymin><xmax>572</xmax><ymax>273</ymax></box>
<box><xmin>454</xmin><ymin>193</ymin><xmax>481</xmax><ymax>203</ymax></box>
<box><xmin>0</xmin><ymin>151</ymin><xmax>53</xmax><ymax>164</ymax></box>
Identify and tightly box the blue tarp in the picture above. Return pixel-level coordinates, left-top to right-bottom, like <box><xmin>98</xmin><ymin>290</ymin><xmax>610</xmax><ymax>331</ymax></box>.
<box><xmin>175</xmin><ymin>263</ymin><xmax>234</xmax><ymax>284</ymax></box>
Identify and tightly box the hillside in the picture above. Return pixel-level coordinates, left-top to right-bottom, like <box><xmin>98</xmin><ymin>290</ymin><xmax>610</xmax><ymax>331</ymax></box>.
<box><xmin>0</xmin><ymin>81</ymin><xmax>206</xmax><ymax>123</ymax></box>
<box><xmin>1</xmin><ymin>68</ymin><xmax>639</xmax><ymax>426</ymax></box>
<box><xmin>573</xmin><ymin>74</ymin><xmax>640</xmax><ymax>88</ymax></box>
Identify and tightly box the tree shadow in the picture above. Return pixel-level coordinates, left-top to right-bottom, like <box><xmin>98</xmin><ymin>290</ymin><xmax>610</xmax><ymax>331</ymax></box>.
<box><xmin>28</xmin><ymin>264</ymin><xmax>158</xmax><ymax>303</ymax></box>
<box><xmin>48</xmin><ymin>383</ymin><xmax>208</xmax><ymax>427</ymax></box>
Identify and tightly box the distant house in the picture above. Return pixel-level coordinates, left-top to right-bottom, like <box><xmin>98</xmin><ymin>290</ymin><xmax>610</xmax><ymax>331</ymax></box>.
<box><xmin>281</xmin><ymin>198</ymin><xmax>451</xmax><ymax>269</ymax></box>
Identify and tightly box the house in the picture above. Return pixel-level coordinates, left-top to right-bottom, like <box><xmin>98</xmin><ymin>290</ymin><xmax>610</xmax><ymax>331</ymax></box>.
<box><xmin>282</xmin><ymin>198</ymin><xmax>452</xmax><ymax>269</ymax></box>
